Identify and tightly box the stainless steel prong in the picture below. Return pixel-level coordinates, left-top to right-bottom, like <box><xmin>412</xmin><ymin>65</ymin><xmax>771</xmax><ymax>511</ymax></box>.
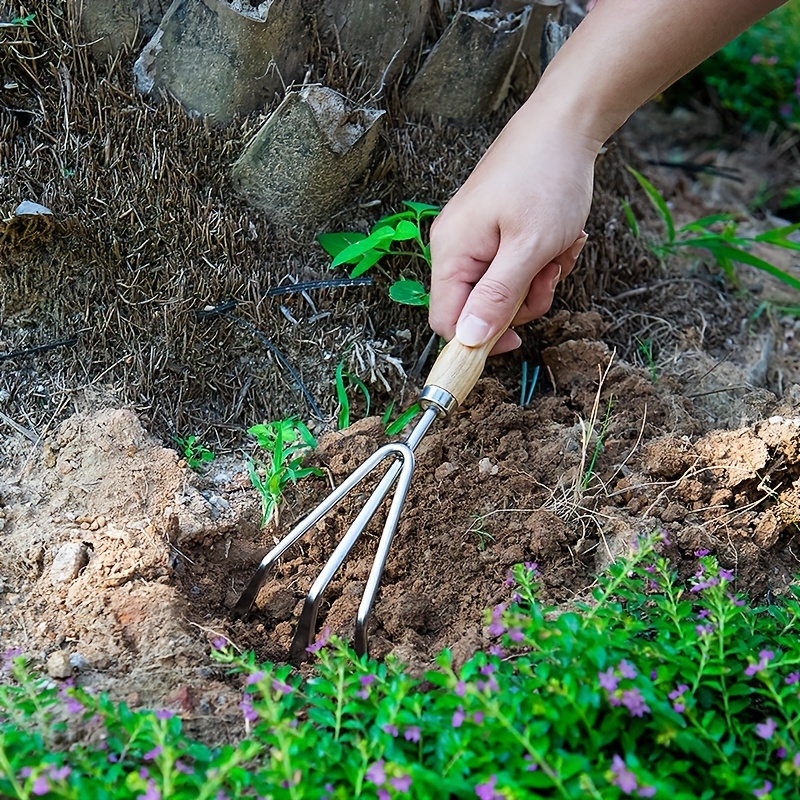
<box><xmin>234</xmin><ymin>404</ymin><xmax>442</xmax><ymax>659</ymax></box>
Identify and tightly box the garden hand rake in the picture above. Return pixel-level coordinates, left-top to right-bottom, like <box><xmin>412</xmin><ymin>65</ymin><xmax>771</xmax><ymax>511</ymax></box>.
<box><xmin>233</xmin><ymin>335</ymin><xmax>501</xmax><ymax>659</ymax></box>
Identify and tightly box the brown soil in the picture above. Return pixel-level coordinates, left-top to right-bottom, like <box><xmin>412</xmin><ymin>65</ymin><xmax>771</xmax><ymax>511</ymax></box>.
<box><xmin>2</xmin><ymin>0</ymin><xmax>800</xmax><ymax>739</ymax></box>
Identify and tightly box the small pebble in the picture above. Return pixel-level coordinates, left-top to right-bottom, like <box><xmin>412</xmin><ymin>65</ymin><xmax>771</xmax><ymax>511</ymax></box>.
<box><xmin>49</xmin><ymin>542</ymin><xmax>90</xmax><ymax>586</ymax></box>
<box><xmin>46</xmin><ymin>650</ymin><xmax>72</xmax><ymax>680</ymax></box>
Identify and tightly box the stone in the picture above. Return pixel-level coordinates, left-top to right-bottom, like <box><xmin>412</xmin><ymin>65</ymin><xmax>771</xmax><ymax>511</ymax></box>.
<box><xmin>49</xmin><ymin>541</ymin><xmax>90</xmax><ymax>586</ymax></box>
<box><xmin>134</xmin><ymin>0</ymin><xmax>309</xmax><ymax>124</ymax></box>
<box><xmin>403</xmin><ymin>7</ymin><xmax>529</xmax><ymax>121</ymax></box>
<box><xmin>79</xmin><ymin>0</ymin><xmax>170</xmax><ymax>59</ymax></box>
<box><xmin>317</xmin><ymin>0</ymin><xmax>431</xmax><ymax>85</ymax></box>
<box><xmin>231</xmin><ymin>86</ymin><xmax>384</xmax><ymax>227</ymax></box>
<box><xmin>46</xmin><ymin>650</ymin><xmax>73</xmax><ymax>680</ymax></box>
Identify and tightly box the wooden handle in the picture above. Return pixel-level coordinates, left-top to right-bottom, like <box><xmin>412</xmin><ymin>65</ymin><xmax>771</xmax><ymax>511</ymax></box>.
<box><xmin>423</xmin><ymin>335</ymin><xmax>499</xmax><ymax>408</ymax></box>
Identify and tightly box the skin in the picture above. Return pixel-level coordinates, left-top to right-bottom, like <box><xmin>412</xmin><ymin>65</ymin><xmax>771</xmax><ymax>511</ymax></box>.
<box><xmin>428</xmin><ymin>0</ymin><xmax>788</xmax><ymax>355</ymax></box>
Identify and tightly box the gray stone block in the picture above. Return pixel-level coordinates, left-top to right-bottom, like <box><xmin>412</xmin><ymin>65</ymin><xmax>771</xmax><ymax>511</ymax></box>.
<box><xmin>134</xmin><ymin>0</ymin><xmax>309</xmax><ymax>124</ymax></box>
<box><xmin>79</xmin><ymin>0</ymin><xmax>170</xmax><ymax>58</ymax></box>
<box><xmin>231</xmin><ymin>86</ymin><xmax>384</xmax><ymax>227</ymax></box>
<box><xmin>403</xmin><ymin>7</ymin><xmax>529</xmax><ymax>122</ymax></box>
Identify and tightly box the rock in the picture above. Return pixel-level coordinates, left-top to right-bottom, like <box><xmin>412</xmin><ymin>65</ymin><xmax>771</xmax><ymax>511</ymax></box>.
<box><xmin>404</xmin><ymin>7</ymin><xmax>529</xmax><ymax>121</ymax></box>
<box><xmin>134</xmin><ymin>0</ymin><xmax>309</xmax><ymax>124</ymax></box>
<box><xmin>232</xmin><ymin>86</ymin><xmax>384</xmax><ymax>227</ymax></box>
<box><xmin>478</xmin><ymin>458</ymin><xmax>499</xmax><ymax>476</ymax></box>
<box><xmin>80</xmin><ymin>0</ymin><xmax>170</xmax><ymax>59</ymax></box>
<box><xmin>46</xmin><ymin>650</ymin><xmax>73</xmax><ymax>680</ymax></box>
<box><xmin>49</xmin><ymin>542</ymin><xmax>90</xmax><ymax>586</ymax></box>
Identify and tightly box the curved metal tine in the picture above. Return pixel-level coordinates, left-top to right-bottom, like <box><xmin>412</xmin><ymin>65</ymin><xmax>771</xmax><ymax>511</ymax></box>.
<box><xmin>233</xmin><ymin>442</ymin><xmax>412</xmax><ymax>619</ymax></box>
<box><xmin>354</xmin><ymin>443</ymin><xmax>415</xmax><ymax>657</ymax></box>
<box><xmin>289</xmin><ymin>443</ymin><xmax>415</xmax><ymax>661</ymax></box>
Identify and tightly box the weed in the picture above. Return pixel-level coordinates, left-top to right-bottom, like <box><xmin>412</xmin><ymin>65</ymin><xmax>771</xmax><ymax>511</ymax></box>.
<box><xmin>333</xmin><ymin>359</ymin><xmax>371</xmax><ymax>430</ymax></box>
<box><xmin>5</xmin><ymin>12</ymin><xmax>35</xmax><ymax>26</ymax></box>
<box><xmin>5</xmin><ymin>533</ymin><xmax>800</xmax><ymax>797</ymax></box>
<box><xmin>464</xmin><ymin>514</ymin><xmax>496</xmax><ymax>551</ymax></box>
<box><xmin>318</xmin><ymin>201</ymin><xmax>439</xmax><ymax>307</ymax></box>
<box><xmin>173</xmin><ymin>434</ymin><xmax>215</xmax><ymax>470</ymax></box>
<box><xmin>247</xmin><ymin>418</ymin><xmax>324</xmax><ymax>526</ymax></box>
<box><xmin>381</xmin><ymin>401</ymin><xmax>422</xmax><ymax>436</ymax></box>
<box><xmin>625</xmin><ymin>166</ymin><xmax>800</xmax><ymax>295</ymax></box>
<box><xmin>635</xmin><ymin>337</ymin><xmax>658</xmax><ymax>383</ymax></box>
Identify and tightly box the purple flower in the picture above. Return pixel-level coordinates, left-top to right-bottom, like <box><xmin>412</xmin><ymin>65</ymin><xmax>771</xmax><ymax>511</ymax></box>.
<box><xmin>488</xmin><ymin>620</ymin><xmax>505</xmax><ymax>637</ymax></box>
<box><xmin>306</xmin><ymin>626</ymin><xmax>331</xmax><ymax>654</ymax></box>
<box><xmin>793</xmin><ymin>752</ymin><xmax>800</xmax><ymax>768</ymax></box>
<box><xmin>63</xmin><ymin>694</ymin><xmax>84</xmax><ymax>714</ymax></box>
<box><xmin>455</xmin><ymin>680</ymin><xmax>467</xmax><ymax>697</ymax></box>
<box><xmin>785</xmin><ymin>673</ymin><xmax>800</xmax><ymax>685</ymax></box>
<box><xmin>753</xmin><ymin>781</ymin><xmax>773</xmax><ymax>797</ymax></box>
<box><xmin>382</xmin><ymin>723</ymin><xmax>399</xmax><ymax>738</ymax></box>
<box><xmin>452</xmin><ymin>707</ymin><xmax>465</xmax><ymax>728</ymax></box>
<box><xmin>272</xmin><ymin>679</ymin><xmax>292</xmax><ymax>695</ymax></box>
<box><xmin>524</xmin><ymin>753</ymin><xmax>539</xmax><ymax>772</ymax></box>
<box><xmin>524</xmin><ymin>561</ymin><xmax>538</xmax><ymax>573</ymax></box>
<box><xmin>32</xmin><ymin>777</ymin><xmax>49</xmax><ymax>796</ymax></box>
<box><xmin>473</xmin><ymin>711</ymin><xmax>484</xmax><ymax>724</ymax></box>
<box><xmin>360</xmin><ymin>674</ymin><xmax>376</xmax><ymax>687</ymax></box>
<box><xmin>621</xmin><ymin>688</ymin><xmax>651</xmax><ymax>717</ymax></box>
<box><xmin>49</xmin><ymin>766</ymin><xmax>71</xmax><ymax>781</ymax></box>
<box><xmin>155</xmin><ymin>709</ymin><xmax>174</xmax><ymax>720</ymax></box>
<box><xmin>504</xmin><ymin>570</ymin><xmax>515</xmax><ymax>587</ymax></box>
<box><xmin>695</xmin><ymin>549</ymin><xmax>710</xmax><ymax>557</ymax></box>
<box><xmin>239</xmin><ymin>696</ymin><xmax>258</xmax><ymax>723</ymax></box>
<box><xmin>756</xmin><ymin>718</ymin><xmax>778</xmax><ymax>740</ymax></box>
<box><xmin>390</xmin><ymin>774</ymin><xmax>412</xmax><ymax>792</ymax></box>
<box><xmin>746</xmin><ymin>650</ymin><xmax>776</xmax><ymax>677</ymax></box>
<box><xmin>404</xmin><ymin>725</ymin><xmax>421</xmax><ymax>743</ymax></box>
<box><xmin>143</xmin><ymin>746</ymin><xmax>162</xmax><ymax>760</ymax></box>
<box><xmin>175</xmin><ymin>760</ymin><xmax>193</xmax><ymax>775</ymax></box>
<box><xmin>728</xmin><ymin>593</ymin><xmax>746</xmax><ymax>607</ymax></box>
<box><xmin>638</xmin><ymin>787</ymin><xmax>656</xmax><ymax>798</ymax></box>
<box><xmin>475</xmin><ymin>775</ymin><xmax>501</xmax><ymax>800</ymax></box>
<box><xmin>138</xmin><ymin>781</ymin><xmax>161</xmax><ymax>800</ymax></box>
<box><xmin>489</xmin><ymin>644</ymin><xmax>504</xmax><ymax>657</ymax></box>
<box><xmin>696</xmin><ymin>624</ymin><xmax>714</xmax><ymax>637</ymax></box>
<box><xmin>480</xmin><ymin>664</ymin><xmax>496</xmax><ymax>676</ymax></box>
<box><xmin>610</xmin><ymin>755</ymin><xmax>637</xmax><ymax>794</ymax></box>
<box><xmin>697</xmin><ymin>609</ymin><xmax>711</xmax><ymax>619</ymax></box>
<box><xmin>377</xmin><ymin>791</ymin><xmax>390</xmax><ymax>800</ymax></box>
<box><xmin>777</xmin><ymin>747</ymin><xmax>787</xmax><ymax>759</ymax></box>
<box><xmin>619</xmin><ymin>660</ymin><xmax>637</xmax><ymax>680</ymax></box>
<box><xmin>719</xmin><ymin>569</ymin><xmax>734</xmax><ymax>582</ymax></box>
<box><xmin>599</xmin><ymin>668</ymin><xmax>619</xmax><ymax>692</ymax></box>
<box><xmin>211</xmin><ymin>637</ymin><xmax>228</xmax><ymax>650</ymax></box>
<box><xmin>669</xmin><ymin>684</ymin><xmax>689</xmax><ymax>713</ymax></box>
<box><xmin>366</xmin><ymin>759</ymin><xmax>386</xmax><ymax>786</ymax></box>
<box><xmin>246</xmin><ymin>671</ymin><xmax>265</xmax><ymax>685</ymax></box>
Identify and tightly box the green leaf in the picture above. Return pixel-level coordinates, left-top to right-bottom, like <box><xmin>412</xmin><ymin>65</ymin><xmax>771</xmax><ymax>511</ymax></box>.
<box><xmin>349</xmin><ymin>247</ymin><xmax>386</xmax><ymax>278</ymax></box>
<box><xmin>331</xmin><ymin>226</ymin><xmax>395</xmax><ymax>268</ymax></box>
<box><xmin>389</xmin><ymin>280</ymin><xmax>429</xmax><ymax>306</ymax></box>
<box><xmin>701</xmin><ymin>244</ymin><xmax>800</xmax><ymax>291</ymax></box>
<box><xmin>385</xmin><ymin>403</ymin><xmax>421</xmax><ymax>435</ymax></box>
<box><xmin>393</xmin><ymin>219</ymin><xmax>421</xmax><ymax>241</ymax></box>
<box><xmin>678</xmin><ymin>213</ymin><xmax>739</xmax><ymax>232</ymax></box>
<box><xmin>402</xmin><ymin>201</ymin><xmax>440</xmax><ymax>219</ymax></box>
<box><xmin>626</xmin><ymin>166</ymin><xmax>676</xmax><ymax>244</ymax></box>
<box><xmin>317</xmin><ymin>231</ymin><xmax>367</xmax><ymax>258</ymax></box>
<box><xmin>620</xmin><ymin>198</ymin><xmax>639</xmax><ymax>237</ymax></box>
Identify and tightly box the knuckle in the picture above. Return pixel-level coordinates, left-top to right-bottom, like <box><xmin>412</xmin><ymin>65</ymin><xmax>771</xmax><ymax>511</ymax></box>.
<box><xmin>474</xmin><ymin>277</ymin><xmax>516</xmax><ymax>308</ymax></box>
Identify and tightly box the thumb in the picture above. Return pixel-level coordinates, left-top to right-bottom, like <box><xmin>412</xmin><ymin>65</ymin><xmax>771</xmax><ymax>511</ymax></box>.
<box><xmin>454</xmin><ymin>247</ymin><xmax>540</xmax><ymax>347</ymax></box>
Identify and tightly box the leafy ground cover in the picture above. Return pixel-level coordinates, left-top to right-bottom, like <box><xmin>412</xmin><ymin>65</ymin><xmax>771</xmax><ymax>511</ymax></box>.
<box><xmin>3</xmin><ymin>533</ymin><xmax>800</xmax><ymax>798</ymax></box>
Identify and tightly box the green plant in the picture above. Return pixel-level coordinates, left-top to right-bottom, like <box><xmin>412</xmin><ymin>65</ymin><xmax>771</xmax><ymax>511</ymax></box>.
<box><xmin>318</xmin><ymin>201</ymin><xmax>439</xmax><ymax>307</ymax></box>
<box><xmin>625</xmin><ymin>166</ymin><xmax>800</xmax><ymax>294</ymax></box>
<box><xmin>6</xmin><ymin>12</ymin><xmax>35</xmax><ymax>26</ymax></box>
<box><xmin>381</xmin><ymin>401</ymin><xmax>422</xmax><ymax>436</ymax></box>
<box><xmin>5</xmin><ymin>532</ymin><xmax>800</xmax><ymax>798</ymax></box>
<box><xmin>173</xmin><ymin>434</ymin><xmax>215</xmax><ymax>470</ymax></box>
<box><xmin>334</xmin><ymin>360</ymin><xmax>371</xmax><ymax>430</ymax></box>
<box><xmin>635</xmin><ymin>337</ymin><xmax>658</xmax><ymax>383</ymax></box>
<box><xmin>247</xmin><ymin>418</ymin><xmax>324</xmax><ymax>526</ymax></box>
<box><xmin>464</xmin><ymin>513</ymin><xmax>496</xmax><ymax>552</ymax></box>
<box><xmin>678</xmin><ymin>3</ymin><xmax>800</xmax><ymax>131</ymax></box>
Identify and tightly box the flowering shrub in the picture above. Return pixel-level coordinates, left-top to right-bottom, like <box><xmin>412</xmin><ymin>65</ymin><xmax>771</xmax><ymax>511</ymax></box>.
<box><xmin>679</xmin><ymin>2</ymin><xmax>800</xmax><ymax>131</ymax></box>
<box><xmin>2</xmin><ymin>532</ymin><xmax>800</xmax><ymax>798</ymax></box>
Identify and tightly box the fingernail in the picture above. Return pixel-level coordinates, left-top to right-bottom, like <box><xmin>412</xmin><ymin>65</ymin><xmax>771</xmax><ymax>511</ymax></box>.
<box><xmin>510</xmin><ymin>330</ymin><xmax>522</xmax><ymax>349</ymax></box>
<box><xmin>568</xmin><ymin>233</ymin><xmax>589</xmax><ymax>261</ymax></box>
<box><xmin>456</xmin><ymin>313</ymin><xmax>491</xmax><ymax>347</ymax></box>
<box><xmin>550</xmin><ymin>264</ymin><xmax>563</xmax><ymax>293</ymax></box>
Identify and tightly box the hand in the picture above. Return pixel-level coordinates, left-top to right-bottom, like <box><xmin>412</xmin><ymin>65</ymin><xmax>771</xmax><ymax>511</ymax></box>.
<box><xmin>428</xmin><ymin>107</ymin><xmax>599</xmax><ymax>354</ymax></box>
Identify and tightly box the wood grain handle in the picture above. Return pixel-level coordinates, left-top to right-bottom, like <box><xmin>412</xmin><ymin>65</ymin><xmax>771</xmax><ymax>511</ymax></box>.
<box><xmin>423</xmin><ymin>335</ymin><xmax>500</xmax><ymax>409</ymax></box>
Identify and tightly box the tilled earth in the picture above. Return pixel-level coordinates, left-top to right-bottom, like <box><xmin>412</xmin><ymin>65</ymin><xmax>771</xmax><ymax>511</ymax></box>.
<box><xmin>2</xmin><ymin>309</ymin><xmax>799</xmax><ymax>730</ymax></box>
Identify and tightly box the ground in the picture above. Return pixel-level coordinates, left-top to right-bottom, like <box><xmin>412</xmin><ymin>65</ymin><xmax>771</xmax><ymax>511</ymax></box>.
<box><xmin>2</xmin><ymin>7</ymin><xmax>800</xmax><ymax>739</ymax></box>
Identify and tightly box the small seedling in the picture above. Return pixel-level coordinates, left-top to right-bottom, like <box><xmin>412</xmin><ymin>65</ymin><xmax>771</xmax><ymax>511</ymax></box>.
<box><xmin>465</xmin><ymin>513</ymin><xmax>496</xmax><ymax>551</ymax></box>
<box><xmin>173</xmin><ymin>434</ymin><xmax>215</xmax><ymax>470</ymax></box>
<box><xmin>519</xmin><ymin>361</ymin><xmax>540</xmax><ymax>406</ymax></box>
<box><xmin>580</xmin><ymin>394</ymin><xmax>614</xmax><ymax>492</ymax></box>
<box><xmin>381</xmin><ymin>401</ymin><xmax>422</xmax><ymax>436</ymax></box>
<box><xmin>247</xmin><ymin>418</ymin><xmax>324</xmax><ymax>526</ymax></box>
<box><xmin>334</xmin><ymin>360</ymin><xmax>371</xmax><ymax>430</ymax></box>
<box><xmin>8</xmin><ymin>12</ymin><xmax>35</xmax><ymax>26</ymax></box>
<box><xmin>624</xmin><ymin>166</ymin><xmax>800</xmax><ymax>295</ymax></box>
<box><xmin>318</xmin><ymin>201</ymin><xmax>439</xmax><ymax>307</ymax></box>
<box><xmin>635</xmin><ymin>337</ymin><xmax>658</xmax><ymax>383</ymax></box>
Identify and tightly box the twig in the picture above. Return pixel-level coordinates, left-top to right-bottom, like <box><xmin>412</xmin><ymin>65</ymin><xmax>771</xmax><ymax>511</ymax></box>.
<box><xmin>0</xmin><ymin>337</ymin><xmax>77</xmax><ymax>362</ymax></box>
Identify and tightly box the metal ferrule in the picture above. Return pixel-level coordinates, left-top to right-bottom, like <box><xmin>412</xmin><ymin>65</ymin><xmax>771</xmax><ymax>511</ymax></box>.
<box><xmin>419</xmin><ymin>385</ymin><xmax>458</xmax><ymax>416</ymax></box>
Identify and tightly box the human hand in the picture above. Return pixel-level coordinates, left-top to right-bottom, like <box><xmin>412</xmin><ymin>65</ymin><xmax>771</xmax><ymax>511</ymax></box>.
<box><xmin>428</xmin><ymin>108</ymin><xmax>599</xmax><ymax>354</ymax></box>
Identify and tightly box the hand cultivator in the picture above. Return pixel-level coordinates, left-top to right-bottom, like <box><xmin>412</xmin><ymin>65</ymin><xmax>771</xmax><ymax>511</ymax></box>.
<box><xmin>234</xmin><ymin>337</ymin><xmax>496</xmax><ymax>659</ymax></box>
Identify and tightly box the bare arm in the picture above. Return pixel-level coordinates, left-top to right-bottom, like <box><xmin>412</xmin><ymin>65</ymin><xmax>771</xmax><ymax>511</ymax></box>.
<box><xmin>428</xmin><ymin>0</ymin><xmax>787</xmax><ymax>353</ymax></box>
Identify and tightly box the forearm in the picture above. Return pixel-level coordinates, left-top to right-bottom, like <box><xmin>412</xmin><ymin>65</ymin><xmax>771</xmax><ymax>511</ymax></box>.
<box><xmin>527</xmin><ymin>0</ymin><xmax>787</xmax><ymax>149</ymax></box>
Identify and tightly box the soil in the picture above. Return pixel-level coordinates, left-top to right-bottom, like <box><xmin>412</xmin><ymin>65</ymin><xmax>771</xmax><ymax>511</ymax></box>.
<box><xmin>2</xmin><ymin>1</ymin><xmax>800</xmax><ymax>742</ymax></box>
